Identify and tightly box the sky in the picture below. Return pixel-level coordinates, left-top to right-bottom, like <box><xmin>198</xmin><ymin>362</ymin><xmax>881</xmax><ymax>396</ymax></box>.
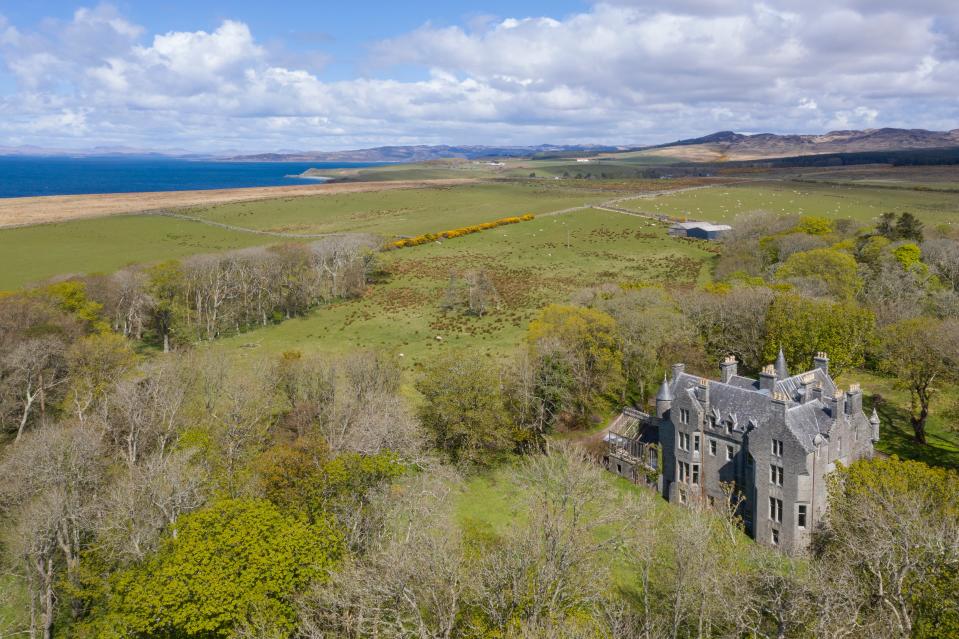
<box><xmin>0</xmin><ymin>1</ymin><xmax>956</xmax><ymax>153</ymax></box>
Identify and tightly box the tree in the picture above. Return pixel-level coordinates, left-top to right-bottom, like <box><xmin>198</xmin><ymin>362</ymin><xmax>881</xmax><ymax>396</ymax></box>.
<box><xmin>764</xmin><ymin>294</ymin><xmax>876</xmax><ymax>376</ymax></box>
<box><xmin>416</xmin><ymin>354</ymin><xmax>514</xmax><ymax>466</ymax></box>
<box><xmin>678</xmin><ymin>285</ymin><xmax>775</xmax><ymax>374</ymax></box>
<box><xmin>0</xmin><ymin>423</ymin><xmax>105</xmax><ymax>638</ymax></box>
<box><xmin>80</xmin><ymin>499</ymin><xmax>342</xmax><ymax>639</ymax></box>
<box><xmin>896</xmin><ymin>212</ymin><xmax>924</xmax><ymax>243</ymax></box>
<box><xmin>877</xmin><ymin>317</ymin><xmax>959</xmax><ymax>444</ymax></box>
<box><xmin>1</xmin><ymin>336</ymin><xmax>69</xmax><ymax>440</ymax></box>
<box><xmin>877</xmin><ymin>212</ymin><xmax>898</xmax><ymax>239</ymax></box>
<box><xmin>590</xmin><ymin>286</ymin><xmax>695</xmax><ymax>404</ymax></box>
<box><xmin>145</xmin><ymin>261</ymin><xmax>186</xmax><ymax>353</ymax></box>
<box><xmin>776</xmin><ymin>247</ymin><xmax>862</xmax><ymax>300</ymax></box>
<box><xmin>63</xmin><ymin>332</ymin><xmax>137</xmax><ymax>423</ymax></box>
<box><xmin>817</xmin><ymin>457</ymin><xmax>959</xmax><ymax>638</ymax></box>
<box><xmin>527</xmin><ymin>305</ymin><xmax>623</xmax><ymax>425</ymax></box>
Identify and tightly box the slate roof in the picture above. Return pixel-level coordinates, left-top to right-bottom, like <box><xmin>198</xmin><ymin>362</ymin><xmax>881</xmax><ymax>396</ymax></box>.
<box><xmin>670</xmin><ymin>365</ymin><xmax>857</xmax><ymax>454</ymax></box>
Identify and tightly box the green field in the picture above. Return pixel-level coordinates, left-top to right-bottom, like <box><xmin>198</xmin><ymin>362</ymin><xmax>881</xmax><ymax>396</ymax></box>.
<box><xmin>622</xmin><ymin>180</ymin><xmax>959</xmax><ymax>227</ymax></box>
<box><xmin>212</xmin><ymin>208</ymin><xmax>716</xmax><ymax>367</ymax></box>
<box><xmin>188</xmin><ymin>182</ymin><xmax>610</xmax><ymax>237</ymax></box>
<box><xmin>0</xmin><ymin>182</ymin><xmax>615</xmax><ymax>291</ymax></box>
<box><xmin>0</xmin><ymin>214</ymin><xmax>272</xmax><ymax>290</ymax></box>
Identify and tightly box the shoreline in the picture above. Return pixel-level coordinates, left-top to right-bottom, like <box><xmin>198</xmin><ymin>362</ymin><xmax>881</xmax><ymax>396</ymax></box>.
<box><xmin>0</xmin><ymin>178</ymin><xmax>478</xmax><ymax>229</ymax></box>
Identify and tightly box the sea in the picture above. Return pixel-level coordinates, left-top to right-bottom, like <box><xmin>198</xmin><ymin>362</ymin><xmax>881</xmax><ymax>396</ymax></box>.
<box><xmin>0</xmin><ymin>156</ymin><xmax>390</xmax><ymax>198</ymax></box>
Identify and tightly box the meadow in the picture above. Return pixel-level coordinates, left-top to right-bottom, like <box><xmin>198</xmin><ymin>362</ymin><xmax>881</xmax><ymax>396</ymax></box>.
<box><xmin>622</xmin><ymin>180</ymin><xmax>959</xmax><ymax>227</ymax></box>
<box><xmin>212</xmin><ymin>207</ymin><xmax>716</xmax><ymax>368</ymax></box>
<box><xmin>0</xmin><ymin>181</ymin><xmax>614</xmax><ymax>290</ymax></box>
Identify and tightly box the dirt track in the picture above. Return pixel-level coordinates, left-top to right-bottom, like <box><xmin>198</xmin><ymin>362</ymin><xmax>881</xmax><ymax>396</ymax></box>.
<box><xmin>0</xmin><ymin>178</ymin><xmax>478</xmax><ymax>228</ymax></box>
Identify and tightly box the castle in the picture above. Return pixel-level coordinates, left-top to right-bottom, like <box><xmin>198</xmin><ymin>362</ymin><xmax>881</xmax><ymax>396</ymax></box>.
<box><xmin>603</xmin><ymin>351</ymin><xmax>879</xmax><ymax>552</ymax></box>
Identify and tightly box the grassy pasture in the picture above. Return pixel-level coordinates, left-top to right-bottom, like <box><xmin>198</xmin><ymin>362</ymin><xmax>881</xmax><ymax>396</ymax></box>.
<box><xmin>0</xmin><ymin>182</ymin><xmax>615</xmax><ymax>291</ymax></box>
<box><xmin>188</xmin><ymin>182</ymin><xmax>610</xmax><ymax>237</ymax></box>
<box><xmin>621</xmin><ymin>180</ymin><xmax>959</xmax><ymax>227</ymax></box>
<box><xmin>212</xmin><ymin>208</ymin><xmax>716</xmax><ymax>367</ymax></box>
<box><xmin>0</xmin><ymin>214</ymin><xmax>268</xmax><ymax>290</ymax></box>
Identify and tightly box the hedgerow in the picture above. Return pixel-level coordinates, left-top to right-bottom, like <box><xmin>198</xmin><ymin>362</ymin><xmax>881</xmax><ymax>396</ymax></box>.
<box><xmin>387</xmin><ymin>214</ymin><xmax>535</xmax><ymax>249</ymax></box>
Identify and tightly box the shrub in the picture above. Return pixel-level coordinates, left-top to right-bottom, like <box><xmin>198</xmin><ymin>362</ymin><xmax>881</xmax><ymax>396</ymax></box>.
<box><xmin>386</xmin><ymin>215</ymin><xmax>535</xmax><ymax>250</ymax></box>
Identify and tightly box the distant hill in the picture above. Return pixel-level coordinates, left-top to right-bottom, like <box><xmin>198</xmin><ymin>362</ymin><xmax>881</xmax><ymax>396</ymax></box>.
<box><xmin>628</xmin><ymin>128</ymin><xmax>959</xmax><ymax>162</ymax></box>
<box><xmin>227</xmin><ymin>144</ymin><xmax>622</xmax><ymax>163</ymax></box>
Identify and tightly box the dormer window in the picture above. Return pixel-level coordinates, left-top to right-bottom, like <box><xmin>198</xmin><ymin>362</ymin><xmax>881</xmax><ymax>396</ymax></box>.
<box><xmin>680</xmin><ymin>408</ymin><xmax>690</xmax><ymax>425</ymax></box>
<box><xmin>772</xmin><ymin>439</ymin><xmax>783</xmax><ymax>457</ymax></box>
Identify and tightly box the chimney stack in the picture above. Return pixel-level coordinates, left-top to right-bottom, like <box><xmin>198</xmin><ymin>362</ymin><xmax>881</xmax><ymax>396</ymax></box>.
<box><xmin>671</xmin><ymin>363</ymin><xmax>686</xmax><ymax>381</ymax></box>
<box><xmin>759</xmin><ymin>364</ymin><xmax>776</xmax><ymax>393</ymax></box>
<box><xmin>813</xmin><ymin>351</ymin><xmax>829</xmax><ymax>374</ymax></box>
<box><xmin>846</xmin><ymin>383</ymin><xmax>862</xmax><ymax>416</ymax></box>
<box><xmin>720</xmin><ymin>355</ymin><xmax>738</xmax><ymax>383</ymax></box>
<box><xmin>800</xmin><ymin>373</ymin><xmax>816</xmax><ymax>403</ymax></box>
<box><xmin>826</xmin><ymin>389</ymin><xmax>846</xmax><ymax>419</ymax></box>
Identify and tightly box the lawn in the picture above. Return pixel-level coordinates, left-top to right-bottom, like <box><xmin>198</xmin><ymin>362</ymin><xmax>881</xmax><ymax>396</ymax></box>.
<box><xmin>211</xmin><ymin>208</ymin><xmax>716</xmax><ymax>369</ymax></box>
<box><xmin>621</xmin><ymin>181</ymin><xmax>959</xmax><ymax>228</ymax></box>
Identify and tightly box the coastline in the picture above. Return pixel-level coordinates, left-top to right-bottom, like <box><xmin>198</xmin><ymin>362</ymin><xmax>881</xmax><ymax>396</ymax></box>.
<box><xmin>0</xmin><ymin>178</ymin><xmax>478</xmax><ymax>229</ymax></box>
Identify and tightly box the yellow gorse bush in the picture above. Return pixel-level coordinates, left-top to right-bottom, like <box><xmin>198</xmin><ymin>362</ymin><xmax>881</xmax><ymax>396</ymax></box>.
<box><xmin>388</xmin><ymin>214</ymin><xmax>535</xmax><ymax>249</ymax></box>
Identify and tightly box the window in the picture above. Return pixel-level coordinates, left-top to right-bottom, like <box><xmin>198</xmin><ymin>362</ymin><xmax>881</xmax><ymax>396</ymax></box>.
<box><xmin>708</xmin><ymin>495</ymin><xmax>715</xmax><ymax>507</ymax></box>
<box><xmin>678</xmin><ymin>488</ymin><xmax>686</xmax><ymax>504</ymax></box>
<box><xmin>678</xmin><ymin>432</ymin><xmax>690</xmax><ymax>451</ymax></box>
<box><xmin>771</xmin><ymin>528</ymin><xmax>780</xmax><ymax>545</ymax></box>
<box><xmin>691</xmin><ymin>463</ymin><xmax>700</xmax><ymax>485</ymax></box>
<box><xmin>678</xmin><ymin>461</ymin><xmax>690</xmax><ymax>483</ymax></box>
<box><xmin>797</xmin><ymin>504</ymin><xmax>807</xmax><ymax>529</ymax></box>
<box><xmin>616</xmin><ymin>463</ymin><xmax>622</xmax><ymax>474</ymax></box>
<box><xmin>726</xmin><ymin>445</ymin><xmax>734</xmax><ymax>461</ymax></box>
<box><xmin>693</xmin><ymin>433</ymin><xmax>700</xmax><ymax>453</ymax></box>
<box><xmin>772</xmin><ymin>439</ymin><xmax>783</xmax><ymax>457</ymax></box>
<box><xmin>680</xmin><ymin>408</ymin><xmax>690</xmax><ymax>424</ymax></box>
<box><xmin>769</xmin><ymin>497</ymin><xmax>783</xmax><ymax>523</ymax></box>
<box><xmin>726</xmin><ymin>420</ymin><xmax>733</xmax><ymax>434</ymax></box>
<box><xmin>709</xmin><ymin>439</ymin><xmax>717</xmax><ymax>456</ymax></box>
<box><xmin>770</xmin><ymin>464</ymin><xmax>784</xmax><ymax>486</ymax></box>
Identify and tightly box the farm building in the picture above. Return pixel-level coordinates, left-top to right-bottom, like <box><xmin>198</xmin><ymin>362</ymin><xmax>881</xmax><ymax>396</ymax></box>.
<box><xmin>668</xmin><ymin>221</ymin><xmax>732</xmax><ymax>240</ymax></box>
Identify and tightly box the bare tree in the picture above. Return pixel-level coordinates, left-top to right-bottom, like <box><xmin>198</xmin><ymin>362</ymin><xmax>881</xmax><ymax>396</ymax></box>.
<box><xmin>1</xmin><ymin>337</ymin><xmax>69</xmax><ymax>441</ymax></box>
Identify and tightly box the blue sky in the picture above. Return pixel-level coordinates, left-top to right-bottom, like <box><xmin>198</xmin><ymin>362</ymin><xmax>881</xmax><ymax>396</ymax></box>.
<box><xmin>0</xmin><ymin>1</ymin><xmax>956</xmax><ymax>152</ymax></box>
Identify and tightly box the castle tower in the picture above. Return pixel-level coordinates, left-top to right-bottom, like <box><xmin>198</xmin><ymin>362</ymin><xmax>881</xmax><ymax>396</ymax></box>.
<box><xmin>655</xmin><ymin>374</ymin><xmax>673</xmax><ymax>419</ymax></box>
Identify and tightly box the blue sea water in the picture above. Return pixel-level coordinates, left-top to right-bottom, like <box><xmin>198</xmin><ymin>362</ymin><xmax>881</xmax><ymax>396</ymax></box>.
<box><xmin>0</xmin><ymin>156</ymin><xmax>390</xmax><ymax>198</ymax></box>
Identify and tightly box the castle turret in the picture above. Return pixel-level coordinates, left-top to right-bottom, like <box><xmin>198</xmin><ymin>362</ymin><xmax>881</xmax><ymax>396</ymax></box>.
<box><xmin>870</xmin><ymin>407</ymin><xmax>881</xmax><ymax>442</ymax></box>
<box><xmin>775</xmin><ymin>347</ymin><xmax>789</xmax><ymax>380</ymax></box>
<box><xmin>656</xmin><ymin>374</ymin><xmax>673</xmax><ymax>419</ymax></box>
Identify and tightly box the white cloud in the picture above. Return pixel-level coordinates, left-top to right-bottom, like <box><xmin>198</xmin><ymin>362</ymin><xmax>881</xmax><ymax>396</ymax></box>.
<box><xmin>0</xmin><ymin>2</ymin><xmax>956</xmax><ymax>151</ymax></box>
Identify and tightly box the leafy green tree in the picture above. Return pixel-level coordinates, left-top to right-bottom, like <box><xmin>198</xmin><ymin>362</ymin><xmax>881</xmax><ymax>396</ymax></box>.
<box><xmin>145</xmin><ymin>260</ymin><xmax>186</xmax><ymax>352</ymax></box>
<box><xmin>415</xmin><ymin>354</ymin><xmax>515</xmax><ymax>466</ymax></box>
<box><xmin>893</xmin><ymin>242</ymin><xmax>923</xmax><ymax>270</ymax></box>
<box><xmin>42</xmin><ymin>280</ymin><xmax>109</xmax><ymax>333</ymax></box>
<box><xmin>527</xmin><ymin>304</ymin><xmax>623</xmax><ymax>424</ymax></box>
<box><xmin>795</xmin><ymin>215</ymin><xmax>833</xmax><ymax>236</ymax></box>
<box><xmin>818</xmin><ymin>457</ymin><xmax>959</xmax><ymax>638</ymax></box>
<box><xmin>896</xmin><ymin>212</ymin><xmax>924</xmax><ymax>243</ymax></box>
<box><xmin>877</xmin><ymin>211</ymin><xmax>898</xmax><ymax>239</ymax></box>
<box><xmin>877</xmin><ymin>317</ymin><xmax>959</xmax><ymax>444</ymax></box>
<box><xmin>79</xmin><ymin>499</ymin><xmax>342</xmax><ymax>638</ymax></box>
<box><xmin>764</xmin><ymin>294</ymin><xmax>876</xmax><ymax>376</ymax></box>
<box><xmin>776</xmin><ymin>247</ymin><xmax>862</xmax><ymax>300</ymax></box>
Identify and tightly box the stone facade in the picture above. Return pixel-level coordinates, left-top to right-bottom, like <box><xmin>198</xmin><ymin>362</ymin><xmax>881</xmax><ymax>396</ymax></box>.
<box><xmin>646</xmin><ymin>351</ymin><xmax>877</xmax><ymax>553</ymax></box>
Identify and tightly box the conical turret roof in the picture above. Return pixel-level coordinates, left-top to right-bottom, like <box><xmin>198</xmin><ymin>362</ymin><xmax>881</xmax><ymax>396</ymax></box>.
<box><xmin>656</xmin><ymin>374</ymin><xmax>673</xmax><ymax>402</ymax></box>
<box><xmin>775</xmin><ymin>347</ymin><xmax>789</xmax><ymax>379</ymax></box>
